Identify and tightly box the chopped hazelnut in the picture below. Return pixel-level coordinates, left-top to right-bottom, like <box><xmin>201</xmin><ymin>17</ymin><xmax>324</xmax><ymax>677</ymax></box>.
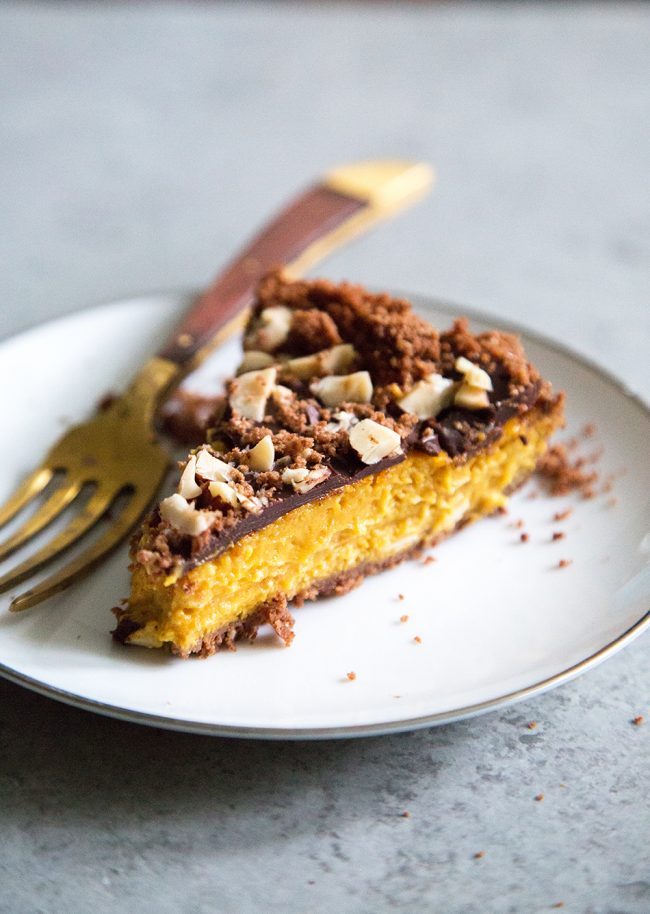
<box><xmin>244</xmin><ymin>305</ymin><xmax>292</xmax><ymax>352</ymax></box>
<box><xmin>397</xmin><ymin>373</ymin><xmax>456</xmax><ymax>420</ymax></box>
<box><xmin>236</xmin><ymin>350</ymin><xmax>275</xmax><ymax>374</ymax></box>
<box><xmin>177</xmin><ymin>454</ymin><xmax>202</xmax><ymax>500</ymax></box>
<box><xmin>455</xmin><ymin>355</ymin><xmax>493</xmax><ymax>391</ymax></box>
<box><xmin>247</xmin><ymin>435</ymin><xmax>275</xmax><ymax>472</ymax></box>
<box><xmin>285</xmin><ymin>343</ymin><xmax>356</xmax><ymax>380</ymax></box>
<box><xmin>195</xmin><ymin>447</ymin><xmax>235</xmax><ymax>482</ymax></box>
<box><xmin>229</xmin><ymin>367</ymin><xmax>277</xmax><ymax>421</ymax></box>
<box><xmin>281</xmin><ymin>467</ymin><xmax>309</xmax><ymax>486</ymax></box>
<box><xmin>294</xmin><ymin>466</ymin><xmax>331</xmax><ymax>494</ymax></box>
<box><xmin>324</xmin><ymin>410</ymin><xmax>358</xmax><ymax>433</ymax></box>
<box><xmin>159</xmin><ymin>493</ymin><xmax>215</xmax><ymax>536</ymax></box>
<box><xmin>454</xmin><ymin>383</ymin><xmax>490</xmax><ymax>410</ymax></box>
<box><xmin>208</xmin><ymin>480</ymin><xmax>239</xmax><ymax>507</ymax></box>
<box><xmin>310</xmin><ymin>371</ymin><xmax>373</xmax><ymax>407</ymax></box>
<box><xmin>348</xmin><ymin>418</ymin><xmax>402</xmax><ymax>465</ymax></box>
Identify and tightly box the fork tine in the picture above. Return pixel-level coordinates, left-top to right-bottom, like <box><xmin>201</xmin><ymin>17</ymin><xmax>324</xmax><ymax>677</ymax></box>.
<box><xmin>0</xmin><ymin>480</ymin><xmax>83</xmax><ymax>563</ymax></box>
<box><xmin>0</xmin><ymin>468</ymin><xmax>54</xmax><ymax>530</ymax></box>
<box><xmin>0</xmin><ymin>488</ymin><xmax>118</xmax><ymax>595</ymax></box>
<box><xmin>8</xmin><ymin>493</ymin><xmax>151</xmax><ymax>612</ymax></box>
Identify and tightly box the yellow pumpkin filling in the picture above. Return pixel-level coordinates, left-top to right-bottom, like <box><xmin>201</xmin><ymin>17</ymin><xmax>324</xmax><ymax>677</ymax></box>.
<box><xmin>122</xmin><ymin>407</ymin><xmax>560</xmax><ymax>656</ymax></box>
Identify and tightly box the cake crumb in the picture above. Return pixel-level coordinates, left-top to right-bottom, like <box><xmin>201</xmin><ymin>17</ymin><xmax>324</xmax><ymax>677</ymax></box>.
<box><xmin>473</xmin><ymin>850</ymin><xmax>485</xmax><ymax>859</ymax></box>
<box><xmin>537</xmin><ymin>444</ymin><xmax>599</xmax><ymax>498</ymax></box>
<box><xmin>526</xmin><ymin>721</ymin><xmax>538</xmax><ymax>730</ymax></box>
<box><xmin>558</xmin><ymin>559</ymin><xmax>572</xmax><ymax>569</ymax></box>
<box><xmin>553</xmin><ymin>508</ymin><xmax>572</xmax><ymax>522</ymax></box>
<box><xmin>606</xmin><ymin>496</ymin><xmax>618</xmax><ymax>508</ymax></box>
<box><xmin>400</xmin><ymin>614</ymin><xmax>409</xmax><ymax>623</ymax></box>
<box><xmin>496</xmin><ymin>505</ymin><xmax>508</xmax><ymax>516</ymax></box>
<box><xmin>397</xmin><ymin>593</ymin><xmax>405</xmax><ymax>601</ymax></box>
<box><xmin>520</xmin><ymin>532</ymin><xmax>529</xmax><ymax>543</ymax></box>
<box><xmin>422</xmin><ymin>555</ymin><xmax>436</xmax><ymax>566</ymax></box>
<box><xmin>551</xmin><ymin>903</ymin><xmax>565</xmax><ymax>909</ymax></box>
<box><xmin>582</xmin><ymin>422</ymin><xmax>596</xmax><ymax>438</ymax></box>
<box><xmin>534</xmin><ymin>793</ymin><xmax>545</xmax><ymax>802</ymax></box>
<box><xmin>413</xmin><ymin>635</ymin><xmax>422</xmax><ymax>644</ymax></box>
<box><xmin>552</xmin><ymin>531</ymin><xmax>565</xmax><ymax>541</ymax></box>
<box><xmin>631</xmin><ymin>715</ymin><xmax>644</xmax><ymax>726</ymax></box>
<box><xmin>346</xmin><ymin>671</ymin><xmax>357</xmax><ymax>681</ymax></box>
<box><xmin>400</xmin><ymin>810</ymin><xmax>411</xmax><ymax>818</ymax></box>
<box><xmin>514</xmin><ymin>519</ymin><xmax>525</xmax><ymax>529</ymax></box>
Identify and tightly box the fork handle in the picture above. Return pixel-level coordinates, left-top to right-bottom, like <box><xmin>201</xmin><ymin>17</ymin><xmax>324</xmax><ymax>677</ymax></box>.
<box><xmin>157</xmin><ymin>160</ymin><xmax>434</xmax><ymax>369</ymax></box>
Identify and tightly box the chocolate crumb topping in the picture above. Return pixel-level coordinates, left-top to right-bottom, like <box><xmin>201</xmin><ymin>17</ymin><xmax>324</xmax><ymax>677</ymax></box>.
<box><xmin>135</xmin><ymin>270</ymin><xmax>561</xmax><ymax>578</ymax></box>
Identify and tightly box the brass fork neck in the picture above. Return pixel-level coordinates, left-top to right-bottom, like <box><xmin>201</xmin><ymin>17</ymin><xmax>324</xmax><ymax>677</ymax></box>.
<box><xmin>110</xmin><ymin>357</ymin><xmax>181</xmax><ymax>426</ymax></box>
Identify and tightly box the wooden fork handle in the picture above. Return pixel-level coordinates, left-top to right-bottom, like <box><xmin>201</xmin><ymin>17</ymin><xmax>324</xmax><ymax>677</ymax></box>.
<box><xmin>157</xmin><ymin>160</ymin><xmax>434</xmax><ymax>369</ymax></box>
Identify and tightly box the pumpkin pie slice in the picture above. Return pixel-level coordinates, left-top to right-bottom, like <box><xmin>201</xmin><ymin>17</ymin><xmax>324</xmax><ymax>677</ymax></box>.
<box><xmin>114</xmin><ymin>271</ymin><xmax>564</xmax><ymax>657</ymax></box>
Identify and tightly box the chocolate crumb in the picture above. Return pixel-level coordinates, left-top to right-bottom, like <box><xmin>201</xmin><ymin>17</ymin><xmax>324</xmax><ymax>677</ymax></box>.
<box><xmin>496</xmin><ymin>505</ymin><xmax>508</xmax><ymax>516</ymax></box>
<box><xmin>161</xmin><ymin>390</ymin><xmax>224</xmax><ymax>445</ymax></box>
<box><xmin>534</xmin><ymin>793</ymin><xmax>545</xmax><ymax>802</ymax></box>
<box><xmin>97</xmin><ymin>390</ymin><xmax>117</xmax><ymax>412</ymax></box>
<box><xmin>526</xmin><ymin>721</ymin><xmax>538</xmax><ymax>730</ymax></box>
<box><xmin>552</xmin><ymin>531</ymin><xmax>565</xmax><ymax>541</ymax></box>
<box><xmin>632</xmin><ymin>715</ymin><xmax>644</xmax><ymax>726</ymax></box>
<box><xmin>520</xmin><ymin>532</ymin><xmax>529</xmax><ymax>543</ymax></box>
<box><xmin>346</xmin><ymin>671</ymin><xmax>357</xmax><ymax>681</ymax></box>
<box><xmin>400</xmin><ymin>810</ymin><xmax>411</xmax><ymax>818</ymax></box>
<box><xmin>553</xmin><ymin>508</ymin><xmax>572</xmax><ymax>522</ymax></box>
<box><xmin>558</xmin><ymin>559</ymin><xmax>572</xmax><ymax>569</ymax></box>
<box><xmin>400</xmin><ymin>614</ymin><xmax>409</xmax><ymax>623</ymax></box>
<box><xmin>537</xmin><ymin>443</ymin><xmax>599</xmax><ymax>498</ymax></box>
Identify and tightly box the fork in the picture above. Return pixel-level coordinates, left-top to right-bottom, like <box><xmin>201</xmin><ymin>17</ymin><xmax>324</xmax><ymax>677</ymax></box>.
<box><xmin>0</xmin><ymin>160</ymin><xmax>433</xmax><ymax>612</ymax></box>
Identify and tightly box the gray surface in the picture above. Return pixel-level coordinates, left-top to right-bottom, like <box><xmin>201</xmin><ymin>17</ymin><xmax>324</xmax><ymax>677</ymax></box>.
<box><xmin>0</xmin><ymin>3</ymin><xmax>648</xmax><ymax>912</ymax></box>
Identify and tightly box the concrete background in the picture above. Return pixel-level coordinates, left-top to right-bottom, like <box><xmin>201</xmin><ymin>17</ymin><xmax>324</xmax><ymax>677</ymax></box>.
<box><xmin>0</xmin><ymin>3</ymin><xmax>648</xmax><ymax>912</ymax></box>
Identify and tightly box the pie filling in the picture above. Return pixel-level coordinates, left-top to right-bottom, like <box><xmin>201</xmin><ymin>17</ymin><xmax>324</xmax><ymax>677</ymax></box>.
<box><xmin>114</xmin><ymin>271</ymin><xmax>565</xmax><ymax>656</ymax></box>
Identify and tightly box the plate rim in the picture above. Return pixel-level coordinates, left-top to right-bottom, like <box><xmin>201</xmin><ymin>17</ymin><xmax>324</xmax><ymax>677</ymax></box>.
<box><xmin>1</xmin><ymin>289</ymin><xmax>649</xmax><ymax>739</ymax></box>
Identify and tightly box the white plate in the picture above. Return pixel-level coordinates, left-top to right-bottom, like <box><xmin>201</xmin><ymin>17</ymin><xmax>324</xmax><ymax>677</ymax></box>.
<box><xmin>0</xmin><ymin>292</ymin><xmax>649</xmax><ymax>738</ymax></box>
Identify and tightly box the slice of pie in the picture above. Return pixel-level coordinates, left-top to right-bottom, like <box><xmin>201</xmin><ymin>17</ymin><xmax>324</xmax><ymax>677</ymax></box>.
<box><xmin>114</xmin><ymin>271</ymin><xmax>564</xmax><ymax>657</ymax></box>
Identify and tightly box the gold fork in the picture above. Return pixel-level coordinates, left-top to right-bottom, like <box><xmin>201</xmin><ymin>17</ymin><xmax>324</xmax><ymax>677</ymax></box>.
<box><xmin>0</xmin><ymin>160</ymin><xmax>433</xmax><ymax>612</ymax></box>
